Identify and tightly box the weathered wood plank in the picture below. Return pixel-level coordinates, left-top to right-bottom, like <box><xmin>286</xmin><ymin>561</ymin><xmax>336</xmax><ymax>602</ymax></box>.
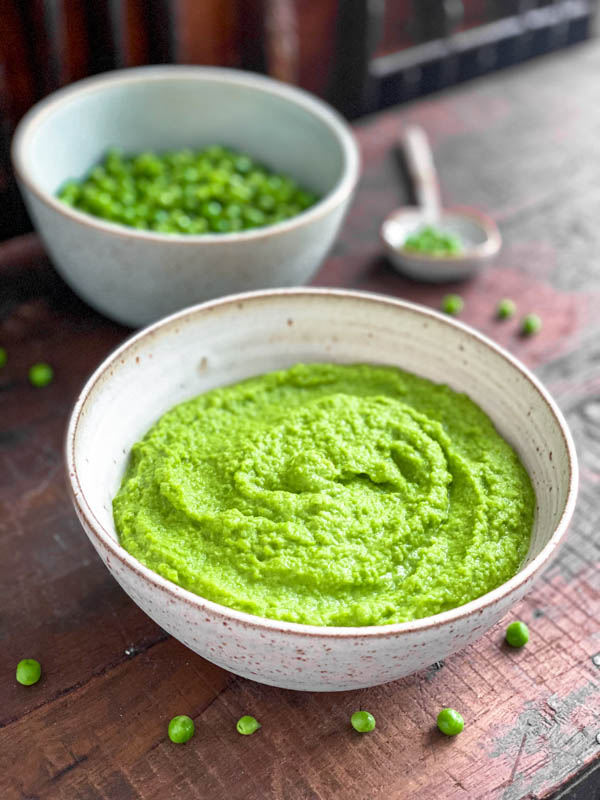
<box><xmin>1</xmin><ymin>41</ymin><xmax>600</xmax><ymax>800</ymax></box>
<box><xmin>1</xmin><ymin>577</ymin><xmax>597</xmax><ymax>799</ymax></box>
<box><xmin>171</xmin><ymin>0</ymin><xmax>241</xmax><ymax>66</ymax></box>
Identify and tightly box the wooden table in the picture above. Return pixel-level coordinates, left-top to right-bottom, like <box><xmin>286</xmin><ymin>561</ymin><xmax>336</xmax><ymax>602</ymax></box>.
<box><xmin>2</xmin><ymin>42</ymin><xmax>600</xmax><ymax>800</ymax></box>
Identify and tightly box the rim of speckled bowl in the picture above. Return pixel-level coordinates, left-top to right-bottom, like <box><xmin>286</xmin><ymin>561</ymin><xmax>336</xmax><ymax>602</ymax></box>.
<box><xmin>11</xmin><ymin>65</ymin><xmax>360</xmax><ymax>244</ymax></box>
<box><xmin>66</xmin><ymin>288</ymin><xmax>579</xmax><ymax>639</ymax></box>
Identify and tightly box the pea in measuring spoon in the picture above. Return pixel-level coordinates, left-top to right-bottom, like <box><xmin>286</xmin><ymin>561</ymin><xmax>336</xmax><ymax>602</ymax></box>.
<box><xmin>381</xmin><ymin>125</ymin><xmax>501</xmax><ymax>281</ymax></box>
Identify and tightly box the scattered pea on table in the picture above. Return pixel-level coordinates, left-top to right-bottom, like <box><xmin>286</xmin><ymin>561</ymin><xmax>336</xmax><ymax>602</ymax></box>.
<box><xmin>236</xmin><ymin>715</ymin><xmax>261</xmax><ymax>735</ymax></box>
<box><xmin>28</xmin><ymin>363</ymin><xmax>54</xmax><ymax>387</ymax></box>
<box><xmin>497</xmin><ymin>298</ymin><xmax>516</xmax><ymax>319</ymax></box>
<box><xmin>167</xmin><ymin>715</ymin><xmax>195</xmax><ymax>744</ymax></box>
<box><xmin>521</xmin><ymin>313</ymin><xmax>542</xmax><ymax>336</ymax></box>
<box><xmin>441</xmin><ymin>294</ymin><xmax>464</xmax><ymax>315</ymax></box>
<box><xmin>351</xmin><ymin>710</ymin><xmax>376</xmax><ymax>733</ymax></box>
<box><xmin>16</xmin><ymin>659</ymin><xmax>42</xmax><ymax>686</ymax></box>
<box><xmin>505</xmin><ymin>620</ymin><xmax>529</xmax><ymax>648</ymax></box>
<box><xmin>436</xmin><ymin>708</ymin><xmax>464</xmax><ymax>736</ymax></box>
<box><xmin>57</xmin><ymin>146</ymin><xmax>319</xmax><ymax>234</ymax></box>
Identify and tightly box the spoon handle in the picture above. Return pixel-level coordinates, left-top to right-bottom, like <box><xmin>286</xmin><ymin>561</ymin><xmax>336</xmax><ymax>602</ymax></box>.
<box><xmin>401</xmin><ymin>125</ymin><xmax>442</xmax><ymax>223</ymax></box>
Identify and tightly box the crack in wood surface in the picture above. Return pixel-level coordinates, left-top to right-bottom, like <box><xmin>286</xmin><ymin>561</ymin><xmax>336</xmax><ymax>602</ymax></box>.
<box><xmin>0</xmin><ymin>632</ymin><xmax>169</xmax><ymax>730</ymax></box>
<box><xmin>49</xmin><ymin>753</ymin><xmax>89</xmax><ymax>783</ymax></box>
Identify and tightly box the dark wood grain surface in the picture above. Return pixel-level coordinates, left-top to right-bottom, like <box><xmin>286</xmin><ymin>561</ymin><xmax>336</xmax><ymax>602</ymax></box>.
<box><xmin>1</xmin><ymin>42</ymin><xmax>600</xmax><ymax>800</ymax></box>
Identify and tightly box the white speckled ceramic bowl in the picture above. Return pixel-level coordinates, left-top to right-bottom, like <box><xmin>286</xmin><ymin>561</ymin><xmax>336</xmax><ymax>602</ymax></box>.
<box><xmin>66</xmin><ymin>289</ymin><xmax>578</xmax><ymax>691</ymax></box>
<box><xmin>11</xmin><ymin>66</ymin><xmax>359</xmax><ymax>327</ymax></box>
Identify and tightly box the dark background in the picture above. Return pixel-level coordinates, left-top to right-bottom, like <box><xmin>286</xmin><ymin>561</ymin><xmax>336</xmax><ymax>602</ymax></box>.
<box><xmin>0</xmin><ymin>0</ymin><xmax>597</xmax><ymax>240</ymax></box>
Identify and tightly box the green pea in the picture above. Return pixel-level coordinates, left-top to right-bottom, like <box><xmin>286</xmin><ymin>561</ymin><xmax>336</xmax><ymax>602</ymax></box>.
<box><xmin>90</xmin><ymin>165</ymin><xmax>107</xmax><ymax>183</ymax></box>
<box><xmin>58</xmin><ymin>181</ymin><xmax>81</xmax><ymax>204</ymax></box>
<box><xmin>248</xmin><ymin>170</ymin><xmax>267</xmax><ymax>186</ymax></box>
<box><xmin>174</xmin><ymin>214</ymin><xmax>193</xmax><ymax>232</ymax></box>
<box><xmin>208</xmin><ymin>184</ymin><xmax>226</xmax><ymax>201</ymax></box>
<box><xmin>189</xmin><ymin>218</ymin><xmax>209</xmax><ymax>234</ymax></box>
<box><xmin>182</xmin><ymin>197</ymin><xmax>200</xmax><ymax>214</ymax></box>
<box><xmin>90</xmin><ymin>191</ymin><xmax>112</xmax><ymax>214</ymax></box>
<box><xmin>0</xmin><ymin>347</ymin><xmax>7</xmax><ymax>368</ymax></box>
<box><xmin>224</xmin><ymin>203</ymin><xmax>242</xmax><ymax>220</ymax></box>
<box><xmin>437</xmin><ymin>708</ymin><xmax>464</xmax><ymax>736</ymax></box>
<box><xmin>243</xmin><ymin>207</ymin><xmax>265</xmax><ymax>227</ymax></box>
<box><xmin>195</xmin><ymin>185</ymin><xmax>213</xmax><ymax>201</ymax></box>
<box><xmin>212</xmin><ymin>168</ymin><xmax>230</xmax><ymax>185</ymax></box>
<box><xmin>168</xmin><ymin>715</ymin><xmax>195</xmax><ymax>744</ymax></box>
<box><xmin>16</xmin><ymin>658</ymin><xmax>42</xmax><ymax>686</ymax></box>
<box><xmin>29</xmin><ymin>363</ymin><xmax>54</xmax><ymax>388</ymax></box>
<box><xmin>205</xmin><ymin>145</ymin><xmax>226</xmax><ymax>161</ymax></box>
<box><xmin>521</xmin><ymin>314</ymin><xmax>542</xmax><ymax>336</ymax></box>
<box><xmin>212</xmin><ymin>219</ymin><xmax>231</xmax><ymax>233</ymax></box>
<box><xmin>152</xmin><ymin>209</ymin><xmax>169</xmax><ymax>224</ymax></box>
<box><xmin>234</xmin><ymin>155</ymin><xmax>253</xmax><ymax>174</ymax></box>
<box><xmin>122</xmin><ymin>207</ymin><xmax>138</xmax><ymax>223</ymax></box>
<box><xmin>441</xmin><ymin>294</ymin><xmax>464</xmax><ymax>315</ymax></box>
<box><xmin>183</xmin><ymin>167</ymin><xmax>200</xmax><ymax>183</ymax></box>
<box><xmin>284</xmin><ymin>203</ymin><xmax>301</xmax><ymax>217</ymax></box>
<box><xmin>350</xmin><ymin>710</ymin><xmax>376</xmax><ymax>733</ymax></box>
<box><xmin>295</xmin><ymin>190</ymin><xmax>317</xmax><ymax>209</ymax></box>
<box><xmin>497</xmin><ymin>298</ymin><xmax>516</xmax><ymax>319</ymax></box>
<box><xmin>229</xmin><ymin>184</ymin><xmax>253</xmax><ymax>203</ymax></box>
<box><xmin>134</xmin><ymin>203</ymin><xmax>150</xmax><ymax>219</ymax></box>
<box><xmin>174</xmin><ymin>148</ymin><xmax>194</xmax><ymax>165</ymax></box>
<box><xmin>97</xmin><ymin>176</ymin><xmax>118</xmax><ymax>194</ymax></box>
<box><xmin>134</xmin><ymin>153</ymin><xmax>163</xmax><ymax>177</ymax></box>
<box><xmin>236</xmin><ymin>715</ymin><xmax>261</xmax><ymax>735</ymax></box>
<box><xmin>205</xmin><ymin>201</ymin><xmax>222</xmax><ymax>218</ymax></box>
<box><xmin>257</xmin><ymin>194</ymin><xmax>276</xmax><ymax>212</ymax></box>
<box><xmin>105</xmin><ymin>149</ymin><xmax>126</xmax><ymax>176</ymax></box>
<box><xmin>217</xmin><ymin>157</ymin><xmax>235</xmax><ymax>173</ymax></box>
<box><xmin>120</xmin><ymin>190</ymin><xmax>137</xmax><ymax>207</ymax></box>
<box><xmin>505</xmin><ymin>620</ymin><xmax>529</xmax><ymax>648</ymax></box>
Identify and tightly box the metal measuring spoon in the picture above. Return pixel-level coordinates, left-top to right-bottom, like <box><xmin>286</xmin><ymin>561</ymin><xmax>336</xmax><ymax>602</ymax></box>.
<box><xmin>381</xmin><ymin>125</ymin><xmax>501</xmax><ymax>282</ymax></box>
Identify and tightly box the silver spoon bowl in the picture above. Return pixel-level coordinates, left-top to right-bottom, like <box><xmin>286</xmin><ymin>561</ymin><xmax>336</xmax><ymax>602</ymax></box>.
<box><xmin>381</xmin><ymin>126</ymin><xmax>501</xmax><ymax>282</ymax></box>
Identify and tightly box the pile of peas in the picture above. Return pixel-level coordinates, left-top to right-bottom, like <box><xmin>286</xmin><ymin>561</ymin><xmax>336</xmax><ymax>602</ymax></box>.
<box><xmin>57</xmin><ymin>146</ymin><xmax>319</xmax><ymax>234</ymax></box>
<box><xmin>403</xmin><ymin>225</ymin><xmax>463</xmax><ymax>256</ymax></box>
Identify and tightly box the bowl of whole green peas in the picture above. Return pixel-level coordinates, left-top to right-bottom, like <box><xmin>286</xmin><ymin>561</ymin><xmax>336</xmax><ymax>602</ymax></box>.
<box><xmin>12</xmin><ymin>66</ymin><xmax>360</xmax><ymax>327</ymax></box>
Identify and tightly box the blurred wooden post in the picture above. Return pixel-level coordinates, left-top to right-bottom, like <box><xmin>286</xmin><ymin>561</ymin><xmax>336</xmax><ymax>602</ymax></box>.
<box><xmin>413</xmin><ymin>0</ymin><xmax>464</xmax><ymax>41</ymax></box>
<box><xmin>328</xmin><ymin>0</ymin><xmax>385</xmax><ymax>118</ymax></box>
<box><xmin>171</xmin><ymin>0</ymin><xmax>238</xmax><ymax>64</ymax></box>
<box><xmin>110</xmin><ymin>0</ymin><xmax>172</xmax><ymax>66</ymax></box>
<box><xmin>264</xmin><ymin>0</ymin><xmax>299</xmax><ymax>83</ymax></box>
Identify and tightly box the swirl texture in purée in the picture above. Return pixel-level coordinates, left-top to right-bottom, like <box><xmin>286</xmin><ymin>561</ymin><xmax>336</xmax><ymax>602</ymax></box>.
<box><xmin>113</xmin><ymin>363</ymin><xmax>534</xmax><ymax>626</ymax></box>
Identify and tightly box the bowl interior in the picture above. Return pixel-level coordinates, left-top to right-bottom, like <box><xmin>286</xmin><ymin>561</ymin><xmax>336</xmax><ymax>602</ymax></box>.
<box><xmin>18</xmin><ymin>68</ymin><xmax>348</xmax><ymax>199</ymax></box>
<box><xmin>71</xmin><ymin>291</ymin><xmax>573</xmax><ymax>594</ymax></box>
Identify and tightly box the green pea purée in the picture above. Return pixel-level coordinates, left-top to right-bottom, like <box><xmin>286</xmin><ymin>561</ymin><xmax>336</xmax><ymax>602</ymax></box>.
<box><xmin>113</xmin><ymin>363</ymin><xmax>534</xmax><ymax>626</ymax></box>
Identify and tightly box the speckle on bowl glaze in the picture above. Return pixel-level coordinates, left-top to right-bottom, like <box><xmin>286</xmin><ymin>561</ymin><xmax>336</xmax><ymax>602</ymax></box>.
<box><xmin>66</xmin><ymin>288</ymin><xmax>578</xmax><ymax>691</ymax></box>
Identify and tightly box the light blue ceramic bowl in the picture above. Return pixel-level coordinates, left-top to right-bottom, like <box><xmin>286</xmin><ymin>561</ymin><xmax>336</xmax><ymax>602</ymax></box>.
<box><xmin>12</xmin><ymin>66</ymin><xmax>360</xmax><ymax>327</ymax></box>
